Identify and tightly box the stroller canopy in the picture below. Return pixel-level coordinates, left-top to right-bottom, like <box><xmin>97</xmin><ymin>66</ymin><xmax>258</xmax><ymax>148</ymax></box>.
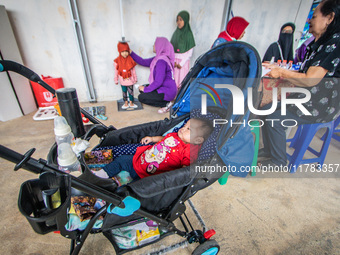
<box><xmin>172</xmin><ymin>41</ymin><xmax>262</xmax><ymax>177</ymax></box>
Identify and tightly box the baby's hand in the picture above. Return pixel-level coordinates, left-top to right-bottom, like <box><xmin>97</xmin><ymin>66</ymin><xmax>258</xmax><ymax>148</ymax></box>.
<box><xmin>141</xmin><ymin>136</ymin><xmax>153</xmax><ymax>144</ymax></box>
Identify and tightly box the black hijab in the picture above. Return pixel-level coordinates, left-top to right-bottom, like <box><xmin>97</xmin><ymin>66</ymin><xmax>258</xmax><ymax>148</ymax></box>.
<box><xmin>277</xmin><ymin>22</ymin><xmax>296</xmax><ymax>61</ymax></box>
<box><xmin>262</xmin><ymin>22</ymin><xmax>296</xmax><ymax>62</ymax></box>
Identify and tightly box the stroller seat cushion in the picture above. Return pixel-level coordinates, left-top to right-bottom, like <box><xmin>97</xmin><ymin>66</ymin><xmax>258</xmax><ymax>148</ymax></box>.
<box><xmin>162</xmin><ymin>119</ymin><xmax>188</xmax><ymax>136</ymax></box>
<box><xmin>190</xmin><ymin>109</ymin><xmax>223</xmax><ymax>163</ymax></box>
<box><xmin>128</xmin><ymin>167</ymin><xmax>192</xmax><ymax>198</ymax></box>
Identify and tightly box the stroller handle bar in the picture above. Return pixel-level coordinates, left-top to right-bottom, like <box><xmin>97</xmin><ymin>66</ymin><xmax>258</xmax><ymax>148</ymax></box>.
<box><xmin>0</xmin><ymin>60</ymin><xmax>114</xmax><ymax>130</ymax></box>
<box><xmin>0</xmin><ymin>144</ymin><xmax>180</xmax><ymax>230</ymax></box>
<box><xmin>0</xmin><ymin>144</ymin><xmax>124</xmax><ymax>205</ymax></box>
<box><xmin>0</xmin><ymin>60</ymin><xmax>55</xmax><ymax>94</ymax></box>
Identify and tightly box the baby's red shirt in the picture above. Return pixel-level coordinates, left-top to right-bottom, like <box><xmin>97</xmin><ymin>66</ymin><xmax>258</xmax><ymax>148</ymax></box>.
<box><xmin>133</xmin><ymin>133</ymin><xmax>201</xmax><ymax>178</ymax></box>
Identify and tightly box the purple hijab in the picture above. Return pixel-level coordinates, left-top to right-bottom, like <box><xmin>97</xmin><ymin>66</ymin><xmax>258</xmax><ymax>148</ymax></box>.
<box><xmin>149</xmin><ymin>37</ymin><xmax>175</xmax><ymax>84</ymax></box>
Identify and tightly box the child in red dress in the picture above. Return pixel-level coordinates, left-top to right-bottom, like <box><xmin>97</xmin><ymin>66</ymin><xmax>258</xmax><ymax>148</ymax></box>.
<box><xmin>114</xmin><ymin>42</ymin><xmax>138</xmax><ymax>109</ymax></box>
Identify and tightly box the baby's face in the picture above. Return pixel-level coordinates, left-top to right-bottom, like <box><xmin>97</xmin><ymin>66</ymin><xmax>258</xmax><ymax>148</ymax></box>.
<box><xmin>178</xmin><ymin>119</ymin><xmax>204</xmax><ymax>144</ymax></box>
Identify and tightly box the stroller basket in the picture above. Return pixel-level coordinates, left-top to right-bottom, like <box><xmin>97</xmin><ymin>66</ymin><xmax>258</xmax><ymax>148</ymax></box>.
<box><xmin>18</xmin><ymin>172</ymin><xmax>76</xmax><ymax>238</ymax></box>
<box><xmin>102</xmin><ymin>217</ymin><xmax>174</xmax><ymax>254</ymax></box>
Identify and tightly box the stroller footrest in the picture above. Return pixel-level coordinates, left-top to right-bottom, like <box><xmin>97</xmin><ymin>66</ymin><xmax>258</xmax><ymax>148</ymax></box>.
<box><xmin>107</xmin><ymin>196</ymin><xmax>141</xmax><ymax>217</ymax></box>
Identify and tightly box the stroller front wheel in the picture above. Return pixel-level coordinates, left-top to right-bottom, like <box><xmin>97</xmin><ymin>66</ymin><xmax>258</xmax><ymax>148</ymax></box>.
<box><xmin>192</xmin><ymin>239</ymin><xmax>220</xmax><ymax>255</ymax></box>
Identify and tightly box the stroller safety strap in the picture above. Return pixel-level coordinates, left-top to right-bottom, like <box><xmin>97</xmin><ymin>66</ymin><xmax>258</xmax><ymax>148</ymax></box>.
<box><xmin>107</xmin><ymin>196</ymin><xmax>141</xmax><ymax>216</ymax></box>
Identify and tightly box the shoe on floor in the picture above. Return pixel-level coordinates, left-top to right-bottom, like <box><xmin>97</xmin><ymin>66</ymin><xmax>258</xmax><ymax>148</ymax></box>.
<box><xmin>96</xmin><ymin>114</ymin><xmax>108</xmax><ymax>120</ymax></box>
<box><xmin>129</xmin><ymin>103</ymin><xmax>138</xmax><ymax>108</ymax></box>
<box><xmin>157</xmin><ymin>101</ymin><xmax>173</xmax><ymax>114</ymax></box>
<box><xmin>258</xmin><ymin>159</ymin><xmax>288</xmax><ymax>172</ymax></box>
<box><xmin>122</xmin><ymin>104</ymin><xmax>129</xmax><ymax>109</ymax></box>
<box><xmin>258</xmin><ymin>148</ymin><xmax>271</xmax><ymax>159</ymax></box>
<box><xmin>158</xmin><ymin>106</ymin><xmax>170</xmax><ymax>114</ymax></box>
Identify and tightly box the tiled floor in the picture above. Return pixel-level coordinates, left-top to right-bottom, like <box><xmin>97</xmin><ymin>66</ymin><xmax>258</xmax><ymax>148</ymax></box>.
<box><xmin>0</xmin><ymin>101</ymin><xmax>340</xmax><ymax>255</ymax></box>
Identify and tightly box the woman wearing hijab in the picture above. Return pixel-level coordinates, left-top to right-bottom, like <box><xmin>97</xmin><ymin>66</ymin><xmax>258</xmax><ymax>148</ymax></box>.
<box><xmin>130</xmin><ymin>37</ymin><xmax>177</xmax><ymax>110</ymax></box>
<box><xmin>212</xmin><ymin>16</ymin><xmax>249</xmax><ymax>48</ymax></box>
<box><xmin>171</xmin><ymin>10</ymin><xmax>196</xmax><ymax>89</ymax></box>
<box><xmin>158</xmin><ymin>10</ymin><xmax>196</xmax><ymax>114</ymax></box>
<box><xmin>262</xmin><ymin>22</ymin><xmax>296</xmax><ymax>63</ymax></box>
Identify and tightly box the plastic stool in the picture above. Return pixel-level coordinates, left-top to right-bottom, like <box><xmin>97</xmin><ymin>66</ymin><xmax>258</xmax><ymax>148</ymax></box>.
<box><xmin>218</xmin><ymin>171</ymin><xmax>230</xmax><ymax>185</ymax></box>
<box><xmin>287</xmin><ymin>126</ymin><xmax>302</xmax><ymax>149</ymax></box>
<box><xmin>249</xmin><ymin>120</ymin><xmax>260</xmax><ymax>176</ymax></box>
<box><xmin>286</xmin><ymin>121</ymin><xmax>334</xmax><ymax>173</ymax></box>
<box><xmin>321</xmin><ymin>115</ymin><xmax>340</xmax><ymax>142</ymax></box>
<box><xmin>333</xmin><ymin>116</ymin><xmax>340</xmax><ymax>141</ymax></box>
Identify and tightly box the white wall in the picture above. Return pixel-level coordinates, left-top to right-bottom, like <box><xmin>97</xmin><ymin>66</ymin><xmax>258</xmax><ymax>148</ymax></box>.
<box><xmin>0</xmin><ymin>0</ymin><xmax>313</xmax><ymax>103</ymax></box>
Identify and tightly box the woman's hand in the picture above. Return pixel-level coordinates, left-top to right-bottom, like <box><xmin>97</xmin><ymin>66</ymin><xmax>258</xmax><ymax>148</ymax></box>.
<box><xmin>262</xmin><ymin>63</ymin><xmax>327</xmax><ymax>87</ymax></box>
<box><xmin>262</xmin><ymin>63</ymin><xmax>282</xmax><ymax>78</ymax></box>
<box><xmin>139</xmin><ymin>85</ymin><xmax>145</xmax><ymax>92</ymax></box>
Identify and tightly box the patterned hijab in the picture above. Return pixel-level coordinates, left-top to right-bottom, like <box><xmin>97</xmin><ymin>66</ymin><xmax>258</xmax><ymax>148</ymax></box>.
<box><xmin>170</xmin><ymin>10</ymin><xmax>196</xmax><ymax>53</ymax></box>
<box><xmin>149</xmin><ymin>37</ymin><xmax>175</xmax><ymax>84</ymax></box>
<box><xmin>114</xmin><ymin>42</ymin><xmax>136</xmax><ymax>79</ymax></box>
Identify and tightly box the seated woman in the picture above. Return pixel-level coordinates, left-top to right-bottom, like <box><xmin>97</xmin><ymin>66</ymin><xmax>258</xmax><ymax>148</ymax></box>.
<box><xmin>211</xmin><ymin>16</ymin><xmax>249</xmax><ymax>48</ymax></box>
<box><xmin>92</xmin><ymin>118</ymin><xmax>213</xmax><ymax>184</ymax></box>
<box><xmin>260</xmin><ymin>0</ymin><xmax>340</xmax><ymax>168</ymax></box>
<box><xmin>130</xmin><ymin>37</ymin><xmax>177</xmax><ymax>111</ymax></box>
<box><xmin>262</xmin><ymin>22</ymin><xmax>296</xmax><ymax>63</ymax></box>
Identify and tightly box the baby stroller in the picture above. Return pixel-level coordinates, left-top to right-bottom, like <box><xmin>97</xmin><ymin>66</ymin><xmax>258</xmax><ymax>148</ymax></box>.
<box><xmin>0</xmin><ymin>41</ymin><xmax>261</xmax><ymax>255</ymax></box>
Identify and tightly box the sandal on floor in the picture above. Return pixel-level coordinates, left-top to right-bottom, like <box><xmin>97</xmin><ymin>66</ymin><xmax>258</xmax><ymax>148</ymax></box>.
<box><xmin>96</xmin><ymin>114</ymin><xmax>108</xmax><ymax>120</ymax></box>
<box><xmin>158</xmin><ymin>106</ymin><xmax>170</xmax><ymax>114</ymax></box>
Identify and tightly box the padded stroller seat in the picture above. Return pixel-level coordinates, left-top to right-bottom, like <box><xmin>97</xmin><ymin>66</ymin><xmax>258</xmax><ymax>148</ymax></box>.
<box><xmin>92</xmin><ymin>108</ymin><xmax>224</xmax><ymax>229</ymax></box>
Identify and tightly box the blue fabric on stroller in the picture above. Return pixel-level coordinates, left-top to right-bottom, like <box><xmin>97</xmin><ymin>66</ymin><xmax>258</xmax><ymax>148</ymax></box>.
<box><xmin>172</xmin><ymin>41</ymin><xmax>262</xmax><ymax>177</ymax></box>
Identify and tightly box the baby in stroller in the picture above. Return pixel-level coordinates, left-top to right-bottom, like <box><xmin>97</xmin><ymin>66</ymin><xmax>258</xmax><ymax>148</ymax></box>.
<box><xmin>93</xmin><ymin>118</ymin><xmax>213</xmax><ymax>183</ymax></box>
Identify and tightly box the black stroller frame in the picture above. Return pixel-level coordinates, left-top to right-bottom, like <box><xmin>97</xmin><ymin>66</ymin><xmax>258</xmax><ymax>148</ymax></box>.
<box><xmin>0</xmin><ymin>60</ymin><xmax>223</xmax><ymax>255</ymax></box>
<box><xmin>2</xmin><ymin>142</ymin><xmax>215</xmax><ymax>255</ymax></box>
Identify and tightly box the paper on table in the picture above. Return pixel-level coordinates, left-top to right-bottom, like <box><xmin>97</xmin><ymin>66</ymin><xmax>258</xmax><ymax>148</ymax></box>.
<box><xmin>262</xmin><ymin>66</ymin><xmax>271</xmax><ymax>77</ymax></box>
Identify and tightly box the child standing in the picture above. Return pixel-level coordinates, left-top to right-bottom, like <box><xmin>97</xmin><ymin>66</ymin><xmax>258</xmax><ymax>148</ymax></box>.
<box><xmin>114</xmin><ymin>42</ymin><xmax>138</xmax><ymax>109</ymax></box>
<box><xmin>158</xmin><ymin>10</ymin><xmax>195</xmax><ymax>114</ymax></box>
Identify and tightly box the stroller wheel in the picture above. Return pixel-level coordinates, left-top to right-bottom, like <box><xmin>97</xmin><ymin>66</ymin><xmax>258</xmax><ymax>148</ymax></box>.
<box><xmin>192</xmin><ymin>239</ymin><xmax>220</xmax><ymax>255</ymax></box>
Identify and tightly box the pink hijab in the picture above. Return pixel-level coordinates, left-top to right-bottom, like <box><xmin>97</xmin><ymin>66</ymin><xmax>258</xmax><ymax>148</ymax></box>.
<box><xmin>149</xmin><ymin>37</ymin><xmax>175</xmax><ymax>84</ymax></box>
